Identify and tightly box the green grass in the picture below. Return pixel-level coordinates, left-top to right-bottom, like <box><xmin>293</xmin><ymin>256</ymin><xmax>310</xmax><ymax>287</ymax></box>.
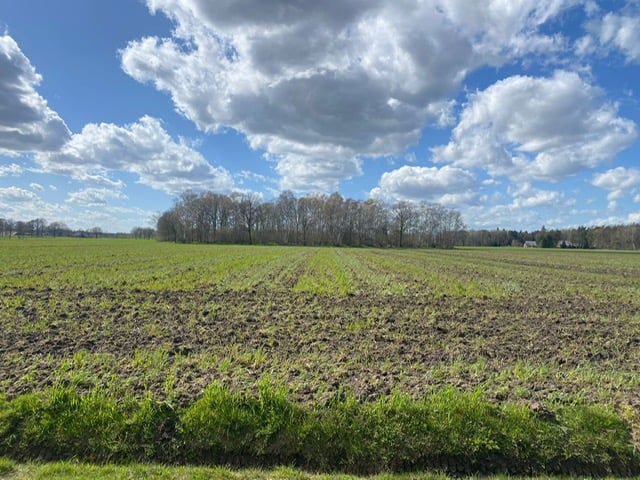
<box><xmin>0</xmin><ymin>384</ymin><xmax>637</xmax><ymax>476</ymax></box>
<box><xmin>2</xmin><ymin>460</ymin><xmax>635</xmax><ymax>480</ymax></box>
<box><xmin>0</xmin><ymin>458</ymin><xmax>583</xmax><ymax>480</ymax></box>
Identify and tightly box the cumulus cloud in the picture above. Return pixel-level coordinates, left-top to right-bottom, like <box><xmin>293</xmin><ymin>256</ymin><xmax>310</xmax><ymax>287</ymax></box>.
<box><xmin>29</xmin><ymin>182</ymin><xmax>44</xmax><ymax>192</ymax></box>
<box><xmin>70</xmin><ymin>205</ymin><xmax>157</xmax><ymax>232</ymax></box>
<box><xmin>582</xmin><ymin>9</ymin><xmax>640</xmax><ymax>63</ymax></box>
<box><xmin>0</xmin><ymin>186</ymin><xmax>70</xmax><ymax>224</ymax></box>
<box><xmin>370</xmin><ymin>165</ymin><xmax>476</xmax><ymax>205</ymax></box>
<box><xmin>592</xmin><ymin>167</ymin><xmax>640</xmax><ymax>200</ymax></box>
<box><xmin>0</xmin><ymin>186</ymin><xmax>39</xmax><ymax>202</ymax></box>
<box><xmin>0</xmin><ymin>163</ymin><xmax>23</xmax><ymax>176</ymax></box>
<box><xmin>121</xmin><ymin>0</ymin><xmax>579</xmax><ymax>192</ymax></box>
<box><xmin>0</xmin><ymin>35</ymin><xmax>71</xmax><ymax>155</ymax></box>
<box><xmin>274</xmin><ymin>148</ymin><xmax>363</xmax><ymax>193</ymax></box>
<box><xmin>509</xmin><ymin>182</ymin><xmax>564</xmax><ymax>208</ymax></box>
<box><xmin>432</xmin><ymin>71</ymin><xmax>637</xmax><ymax>181</ymax></box>
<box><xmin>435</xmin><ymin>0</ymin><xmax>579</xmax><ymax>61</ymax></box>
<box><xmin>66</xmin><ymin>187</ymin><xmax>128</xmax><ymax>206</ymax></box>
<box><xmin>36</xmin><ymin>116</ymin><xmax>234</xmax><ymax>195</ymax></box>
<box><xmin>628</xmin><ymin>212</ymin><xmax>640</xmax><ymax>223</ymax></box>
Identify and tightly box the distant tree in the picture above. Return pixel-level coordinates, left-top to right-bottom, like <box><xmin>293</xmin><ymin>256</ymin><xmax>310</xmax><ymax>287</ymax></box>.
<box><xmin>323</xmin><ymin>192</ymin><xmax>345</xmax><ymax>245</ymax></box>
<box><xmin>440</xmin><ymin>208</ymin><xmax>466</xmax><ymax>249</ymax></box>
<box><xmin>0</xmin><ymin>218</ymin><xmax>12</xmax><ymax>237</ymax></box>
<box><xmin>233</xmin><ymin>192</ymin><xmax>260</xmax><ymax>244</ymax></box>
<box><xmin>156</xmin><ymin>210</ymin><xmax>181</xmax><ymax>242</ymax></box>
<box><xmin>28</xmin><ymin>218</ymin><xmax>47</xmax><ymax>237</ymax></box>
<box><xmin>90</xmin><ymin>227</ymin><xmax>103</xmax><ymax>239</ymax></box>
<box><xmin>393</xmin><ymin>201</ymin><xmax>415</xmax><ymax>247</ymax></box>
<box><xmin>130</xmin><ymin>227</ymin><xmax>155</xmax><ymax>239</ymax></box>
<box><xmin>48</xmin><ymin>221</ymin><xmax>69</xmax><ymax>238</ymax></box>
<box><xmin>154</xmin><ymin>190</ymin><xmax>467</xmax><ymax>248</ymax></box>
<box><xmin>536</xmin><ymin>229</ymin><xmax>555</xmax><ymax>248</ymax></box>
<box><xmin>297</xmin><ymin>196</ymin><xmax>312</xmax><ymax>245</ymax></box>
<box><xmin>14</xmin><ymin>221</ymin><xmax>28</xmax><ymax>237</ymax></box>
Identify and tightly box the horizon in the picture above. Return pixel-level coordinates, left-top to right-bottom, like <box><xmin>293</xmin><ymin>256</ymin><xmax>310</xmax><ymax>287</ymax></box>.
<box><xmin>1</xmin><ymin>1</ymin><xmax>639</xmax><ymax>232</ymax></box>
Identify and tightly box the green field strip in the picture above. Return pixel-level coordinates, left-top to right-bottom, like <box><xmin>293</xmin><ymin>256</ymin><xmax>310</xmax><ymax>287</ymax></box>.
<box><xmin>352</xmin><ymin>249</ymin><xmax>494</xmax><ymax>298</ymax></box>
<box><xmin>292</xmin><ymin>248</ymin><xmax>359</xmax><ymax>296</ymax></box>
<box><xmin>332</xmin><ymin>248</ymin><xmax>409</xmax><ymax>296</ymax></box>
<box><xmin>217</xmin><ymin>247</ymin><xmax>311</xmax><ymax>291</ymax></box>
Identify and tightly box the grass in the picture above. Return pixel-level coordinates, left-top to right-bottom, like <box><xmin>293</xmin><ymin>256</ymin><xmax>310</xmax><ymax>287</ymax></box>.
<box><xmin>0</xmin><ymin>458</ymin><xmax>577</xmax><ymax>480</ymax></box>
<box><xmin>2</xmin><ymin>462</ymin><xmax>637</xmax><ymax>480</ymax></box>
<box><xmin>0</xmin><ymin>383</ymin><xmax>638</xmax><ymax>476</ymax></box>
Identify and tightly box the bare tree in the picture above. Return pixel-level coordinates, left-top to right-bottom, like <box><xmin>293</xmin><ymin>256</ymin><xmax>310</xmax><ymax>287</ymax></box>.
<box><xmin>0</xmin><ymin>218</ymin><xmax>13</xmax><ymax>238</ymax></box>
<box><xmin>30</xmin><ymin>218</ymin><xmax>47</xmax><ymax>237</ymax></box>
<box><xmin>234</xmin><ymin>192</ymin><xmax>261</xmax><ymax>244</ymax></box>
<box><xmin>131</xmin><ymin>227</ymin><xmax>155</xmax><ymax>239</ymax></box>
<box><xmin>48</xmin><ymin>222</ymin><xmax>69</xmax><ymax>238</ymax></box>
<box><xmin>297</xmin><ymin>196</ymin><xmax>312</xmax><ymax>246</ymax></box>
<box><xmin>277</xmin><ymin>190</ymin><xmax>298</xmax><ymax>244</ymax></box>
<box><xmin>393</xmin><ymin>201</ymin><xmax>415</xmax><ymax>247</ymax></box>
<box><xmin>154</xmin><ymin>190</ymin><xmax>466</xmax><ymax>248</ymax></box>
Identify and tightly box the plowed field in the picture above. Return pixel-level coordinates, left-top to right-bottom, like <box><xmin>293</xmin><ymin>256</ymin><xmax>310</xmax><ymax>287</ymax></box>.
<box><xmin>1</xmin><ymin>239</ymin><xmax>639</xmax><ymax>444</ymax></box>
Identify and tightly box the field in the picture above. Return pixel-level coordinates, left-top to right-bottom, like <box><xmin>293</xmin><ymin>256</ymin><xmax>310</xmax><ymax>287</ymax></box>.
<box><xmin>0</xmin><ymin>238</ymin><xmax>639</xmax><ymax>475</ymax></box>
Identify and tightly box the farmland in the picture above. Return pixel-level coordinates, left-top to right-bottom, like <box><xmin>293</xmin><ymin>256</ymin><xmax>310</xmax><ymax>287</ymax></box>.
<box><xmin>0</xmin><ymin>238</ymin><xmax>639</xmax><ymax>475</ymax></box>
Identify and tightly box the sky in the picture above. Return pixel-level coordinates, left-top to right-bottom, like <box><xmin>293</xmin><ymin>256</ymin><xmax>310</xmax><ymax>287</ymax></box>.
<box><xmin>1</xmin><ymin>0</ymin><xmax>639</xmax><ymax>232</ymax></box>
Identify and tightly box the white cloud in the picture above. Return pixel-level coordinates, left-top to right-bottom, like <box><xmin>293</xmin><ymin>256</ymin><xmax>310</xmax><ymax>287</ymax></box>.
<box><xmin>0</xmin><ymin>35</ymin><xmax>71</xmax><ymax>155</ymax></box>
<box><xmin>629</xmin><ymin>212</ymin><xmax>640</xmax><ymax>223</ymax></box>
<box><xmin>370</xmin><ymin>165</ymin><xmax>476</xmax><ymax>204</ymax></box>
<box><xmin>509</xmin><ymin>182</ymin><xmax>564</xmax><ymax>208</ymax></box>
<box><xmin>592</xmin><ymin>167</ymin><xmax>640</xmax><ymax>200</ymax></box>
<box><xmin>435</xmin><ymin>0</ymin><xmax>579</xmax><ymax>62</ymax></box>
<box><xmin>0</xmin><ymin>186</ymin><xmax>39</xmax><ymax>202</ymax></box>
<box><xmin>72</xmin><ymin>206</ymin><xmax>158</xmax><ymax>232</ymax></box>
<box><xmin>585</xmin><ymin>10</ymin><xmax>640</xmax><ymax>63</ymax></box>
<box><xmin>0</xmin><ymin>163</ymin><xmax>22</xmax><ymax>176</ymax></box>
<box><xmin>432</xmin><ymin>71</ymin><xmax>637</xmax><ymax>181</ymax></box>
<box><xmin>29</xmin><ymin>182</ymin><xmax>44</xmax><ymax>192</ymax></box>
<box><xmin>66</xmin><ymin>187</ymin><xmax>128</xmax><ymax>206</ymax></box>
<box><xmin>36</xmin><ymin>116</ymin><xmax>234</xmax><ymax>195</ymax></box>
<box><xmin>121</xmin><ymin>0</ymin><xmax>579</xmax><ymax>192</ymax></box>
<box><xmin>0</xmin><ymin>187</ymin><xmax>69</xmax><ymax>224</ymax></box>
<box><xmin>274</xmin><ymin>149</ymin><xmax>363</xmax><ymax>193</ymax></box>
<box><xmin>461</xmin><ymin>203</ymin><xmax>543</xmax><ymax>230</ymax></box>
<box><xmin>236</xmin><ymin>170</ymin><xmax>276</xmax><ymax>185</ymax></box>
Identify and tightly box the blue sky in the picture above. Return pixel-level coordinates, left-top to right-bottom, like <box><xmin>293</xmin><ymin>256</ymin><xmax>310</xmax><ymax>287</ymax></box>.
<box><xmin>1</xmin><ymin>0</ymin><xmax>639</xmax><ymax>232</ymax></box>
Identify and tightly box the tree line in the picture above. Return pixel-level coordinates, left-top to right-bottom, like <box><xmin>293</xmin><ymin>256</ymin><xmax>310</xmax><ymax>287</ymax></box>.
<box><xmin>0</xmin><ymin>218</ymin><xmax>155</xmax><ymax>240</ymax></box>
<box><xmin>0</xmin><ymin>218</ymin><xmax>73</xmax><ymax>238</ymax></box>
<box><xmin>156</xmin><ymin>190</ymin><xmax>466</xmax><ymax>248</ymax></box>
<box><xmin>463</xmin><ymin>224</ymin><xmax>640</xmax><ymax>250</ymax></box>
<box><xmin>4</xmin><ymin>198</ymin><xmax>637</xmax><ymax>250</ymax></box>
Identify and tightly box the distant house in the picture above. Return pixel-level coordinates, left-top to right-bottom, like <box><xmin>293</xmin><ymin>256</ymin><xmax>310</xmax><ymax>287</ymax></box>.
<box><xmin>523</xmin><ymin>240</ymin><xmax>537</xmax><ymax>248</ymax></box>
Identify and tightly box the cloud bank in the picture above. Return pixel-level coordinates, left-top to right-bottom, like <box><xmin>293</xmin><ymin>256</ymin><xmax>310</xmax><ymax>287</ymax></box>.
<box><xmin>121</xmin><ymin>0</ymin><xmax>584</xmax><ymax>192</ymax></box>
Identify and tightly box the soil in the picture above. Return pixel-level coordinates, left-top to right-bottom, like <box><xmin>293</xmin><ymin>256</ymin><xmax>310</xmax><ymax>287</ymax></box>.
<box><xmin>2</xmin><ymin>285</ymin><xmax>638</xmax><ymax>412</ymax></box>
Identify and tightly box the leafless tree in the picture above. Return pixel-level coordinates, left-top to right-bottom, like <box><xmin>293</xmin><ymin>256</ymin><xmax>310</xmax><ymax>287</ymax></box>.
<box><xmin>155</xmin><ymin>190</ymin><xmax>466</xmax><ymax>248</ymax></box>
